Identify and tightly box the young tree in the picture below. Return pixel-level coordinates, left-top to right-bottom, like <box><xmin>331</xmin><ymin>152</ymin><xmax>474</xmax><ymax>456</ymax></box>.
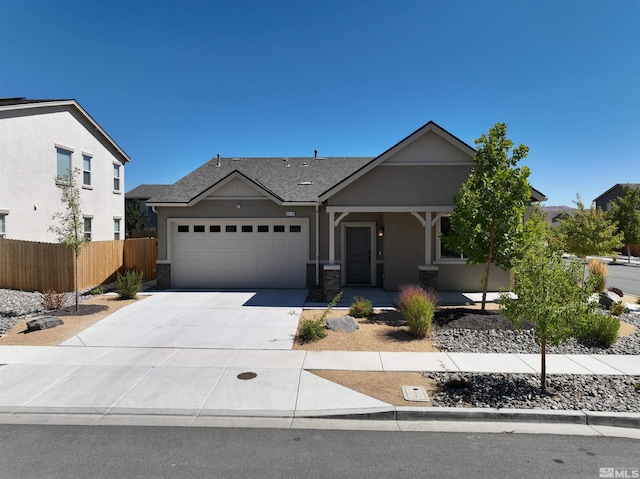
<box><xmin>49</xmin><ymin>168</ymin><xmax>88</xmax><ymax>311</ymax></box>
<box><xmin>557</xmin><ymin>195</ymin><xmax>623</xmax><ymax>281</ymax></box>
<box><xmin>609</xmin><ymin>184</ymin><xmax>640</xmax><ymax>263</ymax></box>
<box><xmin>126</xmin><ymin>199</ymin><xmax>150</xmax><ymax>235</ymax></box>
<box><xmin>444</xmin><ymin>123</ymin><xmax>531</xmax><ymax>310</ymax></box>
<box><xmin>499</xmin><ymin>207</ymin><xmax>598</xmax><ymax>391</ymax></box>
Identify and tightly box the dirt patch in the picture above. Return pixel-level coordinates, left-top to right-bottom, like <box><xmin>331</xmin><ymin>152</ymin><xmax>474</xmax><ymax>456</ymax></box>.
<box><xmin>311</xmin><ymin>370</ymin><xmax>437</xmax><ymax>406</ymax></box>
<box><xmin>0</xmin><ymin>295</ymin><xmax>148</xmax><ymax>346</ymax></box>
<box><xmin>293</xmin><ymin>309</ymin><xmax>438</xmax><ymax>352</ymax></box>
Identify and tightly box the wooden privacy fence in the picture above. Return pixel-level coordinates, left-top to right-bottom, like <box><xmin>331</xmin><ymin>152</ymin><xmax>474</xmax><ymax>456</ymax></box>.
<box><xmin>0</xmin><ymin>237</ymin><xmax>157</xmax><ymax>292</ymax></box>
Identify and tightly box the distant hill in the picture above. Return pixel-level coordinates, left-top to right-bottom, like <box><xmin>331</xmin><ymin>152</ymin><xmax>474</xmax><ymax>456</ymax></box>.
<box><xmin>541</xmin><ymin>206</ymin><xmax>576</xmax><ymax>227</ymax></box>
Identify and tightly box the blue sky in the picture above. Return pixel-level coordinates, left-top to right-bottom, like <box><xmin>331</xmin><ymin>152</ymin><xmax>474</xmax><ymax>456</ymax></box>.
<box><xmin>1</xmin><ymin>0</ymin><xmax>638</xmax><ymax>206</ymax></box>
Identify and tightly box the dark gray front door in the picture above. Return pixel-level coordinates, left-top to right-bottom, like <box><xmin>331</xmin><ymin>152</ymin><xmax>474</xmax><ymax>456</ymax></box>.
<box><xmin>346</xmin><ymin>227</ymin><xmax>371</xmax><ymax>284</ymax></box>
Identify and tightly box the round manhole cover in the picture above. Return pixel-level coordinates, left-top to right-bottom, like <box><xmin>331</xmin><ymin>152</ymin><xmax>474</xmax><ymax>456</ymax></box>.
<box><xmin>237</xmin><ymin>372</ymin><xmax>257</xmax><ymax>380</ymax></box>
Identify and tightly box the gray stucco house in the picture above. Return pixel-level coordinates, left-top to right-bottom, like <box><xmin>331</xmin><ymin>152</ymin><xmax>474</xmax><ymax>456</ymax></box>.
<box><xmin>147</xmin><ymin>121</ymin><xmax>546</xmax><ymax>294</ymax></box>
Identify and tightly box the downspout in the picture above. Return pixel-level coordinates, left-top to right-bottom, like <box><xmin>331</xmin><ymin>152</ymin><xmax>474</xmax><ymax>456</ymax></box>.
<box><xmin>315</xmin><ymin>203</ymin><xmax>320</xmax><ymax>285</ymax></box>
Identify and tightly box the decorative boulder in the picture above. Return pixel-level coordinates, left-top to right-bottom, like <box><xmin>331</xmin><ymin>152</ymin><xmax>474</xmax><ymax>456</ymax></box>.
<box><xmin>327</xmin><ymin>315</ymin><xmax>359</xmax><ymax>333</ymax></box>
<box><xmin>599</xmin><ymin>291</ymin><xmax>622</xmax><ymax>309</ymax></box>
<box><xmin>26</xmin><ymin>317</ymin><xmax>64</xmax><ymax>332</ymax></box>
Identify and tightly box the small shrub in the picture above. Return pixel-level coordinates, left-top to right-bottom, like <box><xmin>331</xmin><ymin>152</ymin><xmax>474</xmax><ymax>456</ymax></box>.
<box><xmin>298</xmin><ymin>318</ymin><xmax>327</xmax><ymax>342</ymax></box>
<box><xmin>116</xmin><ymin>269</ymin><xmax>143</xmax><ymax>300</ymax></box>
<box><xmin>349</xmin><ymin>296</ymin><xmax>373</xmax><ymax>318</ymax></box>
<box><xmin>397</xmin><ymin>285</ymin><xmax>437</xmax><ymax>338</ymax></box>
<box><xmin>42</xmin><ymin>290</ymin><xmax>66</xmax><ymax>310</ymax></box>
<box><xmin>637</xmin><ymin>297</ymin><xmax>640</xmax><ymax>305</ymax></box>
<box><xmin>89</xmin><ymin>285</ymin><xmax>105</xmax><ymax>295</ymax></box>
<box><xmin>298</xmin><ymin>291</ymin><xmax>343</xmax><ymax>343</ymax></box>
<box><xmin>588</xmin><ymin>259</ymin><xmax>608</xmax><ymax>293</ymax></box>
<box><xmin>610</xmin><ymin>301</ymin><xmax>626</xmax><ymax>316</ymax></box>
<box><xmin>445</xmin><ymin>378</ymin><xmax>472</xmax><ymax>390</ymax></box>
<box><xmin>578</xmin><ymin>312</ymin><xmax>619</xmax><ymax>347</ymax></box>
<box><xmin>607</xmin><ymin>287</ymin><xmax>623</xmax><ymax>298</ymax></box>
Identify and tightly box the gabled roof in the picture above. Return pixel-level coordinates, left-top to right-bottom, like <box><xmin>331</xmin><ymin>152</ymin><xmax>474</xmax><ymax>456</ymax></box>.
<box><xmin>318</xmin><ymin>121</ymin><xmax>475</xmax><ymax>201</ymax></box>
<box><xmin>126</xmin><ymin>184</ymin><xmax>170</xmax><ymax>199</ymax></box>
<box><xmin>147</xmin><ymin>156</ymin><xmax>373</xmax><ymax>205</ymax></box>
<box><xmin>593</xmin><ymin>183</ymin><xmax>640</xmax><ymax>203</ymax></box>
<box><xmin>0</xmin><ymin>97</ymin><xmax>131</xmax><ymax>164</ymax></box>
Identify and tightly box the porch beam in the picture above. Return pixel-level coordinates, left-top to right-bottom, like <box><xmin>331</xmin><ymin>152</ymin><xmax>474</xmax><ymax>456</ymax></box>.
<box><xmin>326</xmin><ymin>205</ymin><xmax>454</xmax><ymax>213</ymax></box>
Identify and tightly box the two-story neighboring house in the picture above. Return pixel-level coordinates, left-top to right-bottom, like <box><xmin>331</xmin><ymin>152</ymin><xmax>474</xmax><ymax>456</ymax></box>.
<box><xmin>594</xmin><ymin>183</ymin><xmax>640</xmax><ymax>211</ymax></box>
<box><xmin>0</xmin><ymin>98</ymin><xmax>131</xmax><ymax>242</ymax></box>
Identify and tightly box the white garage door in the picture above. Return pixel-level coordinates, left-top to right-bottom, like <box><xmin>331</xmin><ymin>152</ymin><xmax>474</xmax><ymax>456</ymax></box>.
<box><xmin>171</xmin><ymin>219</ymin><xmax>308</xmax><ymax>288</ymax></box>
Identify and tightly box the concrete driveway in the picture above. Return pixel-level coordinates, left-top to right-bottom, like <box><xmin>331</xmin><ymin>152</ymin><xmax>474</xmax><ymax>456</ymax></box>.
<box><xmin>61</xmin><ymin>290</ymin><xmax>308</xmax><ymax>350</ymax></box>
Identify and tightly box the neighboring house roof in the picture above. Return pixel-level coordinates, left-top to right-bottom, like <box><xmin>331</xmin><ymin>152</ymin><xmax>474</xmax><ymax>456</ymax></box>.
<box><xmin>147</xmin><ymin>156</ymin><xmax>373</xmax><ymax>205</ymax></box>
<box><xmin>593</xmin><ymin>183</ymin><xmax>640</xmax><ymax>204</ymax></box>
<box><xmin>0</xmin><ymin>97</ymin><xmax>131</xmax><ymax>164</ymax></box>
<box><xmin>126</xmin><ymin>184</ymin><xmax>170</xmax><ymax>200</ymax></box>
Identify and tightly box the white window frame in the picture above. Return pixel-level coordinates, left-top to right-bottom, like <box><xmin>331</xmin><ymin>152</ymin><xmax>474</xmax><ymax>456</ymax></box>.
<box><xmin>113</xmin><ymin>164</ymin><xmax>121</xmax><ymax>192</ymax></box>
<box><xmin>0</xmin><ymin>214</ymin><xmax>6</xmax><ymax>239</ymax></box>
<box><xmin>435</xmin><ymin>215</ymin><xmax>467</xmax><ymax>263</ymax></box>
<box><xmin>114</xmin><ymin>218</ymin><xmax>121</xmax><ymax>240</ymax></box>
<box><xmin>82</xmin><ymin>153</ymin><xmax>92</xmax><ymax>188</ymax></box>
<box><xmin>83</xmin><ymin>216</ymin><xmax>92</xmax><ymax>241</ymax></box>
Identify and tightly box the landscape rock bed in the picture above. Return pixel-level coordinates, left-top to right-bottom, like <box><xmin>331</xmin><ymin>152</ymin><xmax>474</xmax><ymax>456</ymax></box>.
<box><xmin>432</xmin><ymin>308</ymin><xmax>640</xmax><ymax>355</ymax></box>
<box><xmin>0</xmin><ymin>288</ymin><xmax>95</xmax><ymax>336</ymax></box>
<box><xmin>424</xmin><ymin>372</ymin><xmax>640</xmax><ymax>413</ymax></box>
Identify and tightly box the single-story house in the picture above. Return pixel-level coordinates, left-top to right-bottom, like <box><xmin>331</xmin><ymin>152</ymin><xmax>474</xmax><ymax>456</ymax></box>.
<box><xmin>147</xmin><ymin>121</ymin><xmax>546</xmax><ymax>294</ymax></box>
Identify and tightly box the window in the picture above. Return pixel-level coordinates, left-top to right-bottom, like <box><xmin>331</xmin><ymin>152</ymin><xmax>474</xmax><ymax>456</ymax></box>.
<box><xmin>194</xmin><ymin>225</ymin><xmax>205</xmax><ymax>233</ymax></box>
<box><xmin>0</xmin><ymin>215</ymin><xmax>5</xmax><ymax>238</ymax></box>
<box><xmin>56</xmin><ymin>148</ymin><xmax>72</xmax><ymax>183</ymax></box>
<box><xmin>83</xmin><ymin>217</ymin><xmax>92</xmax><ymax>241</ymax></box>
<box><xmin>113</xmin><ymin>164</ymin><xmax>121</xmax><ymax>191</ymax></box>
<box><xmin>114</xmin><ymin>219</ymin><xmax>121</xmax><ymax>240</ymax></box>
<box><xmin>274</xmin><ymin>225</ymin><xmax>285</xmax><ymax>233</ymax></box>
<box><xmin>225</xmin><ymin>225</ymin><xmax>237</xmax><ymax>232</ymax></box>
<box><xmin>178</xmin><ymin>225</ymin><xmax>189</xmax><ymax>233</ymax></box>
<box><xmin>210</xmin><ymin>225</ymin><xmax>221</xmax><ymax>232</ymax></box>
<box><xmin>241</xmin><ymin>225</ymin><xmax>253</xmax><ymax>233</ymax></box>
<box><xmin>257</xmin><ymin>225</ymin><xmax>269</xmax><ymax>233</ymax></box>
<box><xmin>290</xmin><ymin>225</ymin><xmax>301</xmax><ymax>233</ymax></box>
<box><xmin>83</xmin><ymin>155</ymin><xmax>92</xmax><ymax>186</ymax></box>
<box><xmin>437</xmin><ymin>216</ymin><xmax>466</xmax><ymax>260</ymax></box>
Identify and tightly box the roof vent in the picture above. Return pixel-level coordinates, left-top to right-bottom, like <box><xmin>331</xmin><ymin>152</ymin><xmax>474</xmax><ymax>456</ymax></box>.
<box><xmin>302</xmin><ymin>161</ymin><xmax>307</xmax><ymax>167</ymax></box>
<box><xmin>232</xmin><ymin>157</ymin><xmax>242</xmax><ymax>161</ymax></box>
<box><xmin>284</xmin><ymin>158</ymin><xmax>290</xmax><ymax>167</ymax></box>
<box><xmin>216</xmin><ymin>153</ymin><xmax>221</xmax><ymax>167</ymax></box>
<box><xmin>298</xmin><ymin>181</ymin><xmax>313</xmax><ymax>185</ymax></box>
<box><xmin>314</xmin><ymin>149</ymin><xmax>318</xmax><ymax>158</ymax></box>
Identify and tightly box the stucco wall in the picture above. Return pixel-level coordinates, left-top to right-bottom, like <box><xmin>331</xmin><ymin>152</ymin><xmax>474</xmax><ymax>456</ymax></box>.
<box><xmin>437</xmin><ymin>263</ymin><xmax>512</xmax><ymax>292</ymax></box>
<box><xmin>0</xmin><ymin>106</ymin><xmax>125</xmax><ymax>242</ymax></box>
<box><xmin>326</xmin><ymin>165</ymin><xmax>472</xmax><ymax>206</ymax></box>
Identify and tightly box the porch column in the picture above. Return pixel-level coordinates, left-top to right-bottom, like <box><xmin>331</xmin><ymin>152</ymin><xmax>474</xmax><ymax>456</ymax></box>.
<box><xmin>412</xmin><ymin>211</ymin><xmax>438</xmax><ymax>291</ymax></box>
<box><xmin>329</xmin><ymin>211</ymin><xmax>335</xmax><ymax>264</ymax></box>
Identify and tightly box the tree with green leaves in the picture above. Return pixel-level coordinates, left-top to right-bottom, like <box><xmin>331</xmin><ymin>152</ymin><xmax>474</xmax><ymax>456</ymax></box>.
<box><xmin>609</xmin><ymin>184</ymin><xmax>640</xmax><ymax>263</ymax></box>
<box><xmin>557</xmin><ymin>195</ymin><xmax>623</xmax><ymax>281</ymax></box>
<box><xmin>499</xmin><ymin>207</ymin><xmax>599</xmax><ymax>391</ymax></box>
<box><xmin>49</xmin><ymin>168</ymin><xmax>88</xmax><ymax>311</ymax></box>
<box><xmin>126</xmin><ymin>199</ymin><xmax>151</xmax><ymax>235</ymax></box>
<box><xmin>444</xmin><ymin>123</ymin><xmax>531</xmax><ymax>310</ymax></box>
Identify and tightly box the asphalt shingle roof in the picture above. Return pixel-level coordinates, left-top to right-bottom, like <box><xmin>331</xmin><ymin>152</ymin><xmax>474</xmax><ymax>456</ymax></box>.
<box><xmin>126</xmin><ymin>184</ymin><xmax>170</xmax><ymax>199</ymax></box>
<box><xmin>148</xmin><ymin>156</ymin><xmax>374</xmax><ymax>204</ymax></box>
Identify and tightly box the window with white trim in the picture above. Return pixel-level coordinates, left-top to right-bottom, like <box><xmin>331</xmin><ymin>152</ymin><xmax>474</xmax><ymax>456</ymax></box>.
<box><xmin>437</xmin><ymin>215</ymin><xmax>467</xmax><ymax>261</ymax></box>
<box><xmin>56</xmin><ymin>148</ymin><xmax>72</xmax><ymax>183</ymax></box>
<box><xmin>114</xmin><ymin>219</ymin><xmax>121</xmax><ymax>240</ymax></box>
<box><xmin>83</xmin><ymin>155</ymin><xmax>92</xmax><ymax>186</ymax></box>
<box><xmin>84</xmin><ymin>217</ymin><xmax>92</xmax><ymax>241</ymax></box>
<box><xmin>0</xmin><ymin>215</ymin><xmax>6</xmax><ymax>238</ymax></box>
<box><xmin>113</xmin><ymin>164</ymin><xmax>121</xmax><ymax>191</ymax></box>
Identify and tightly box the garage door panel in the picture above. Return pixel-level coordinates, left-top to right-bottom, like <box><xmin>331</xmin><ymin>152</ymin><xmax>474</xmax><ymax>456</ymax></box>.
<box><xmin>172</xmin><ymin>220</ymin><xmax>307</xmax><ymax>288</ymax></box>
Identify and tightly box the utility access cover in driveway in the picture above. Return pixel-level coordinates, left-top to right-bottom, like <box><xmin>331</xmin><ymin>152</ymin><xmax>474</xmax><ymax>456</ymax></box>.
<box><xmin>62</xmin><ymin>290</ymin><xmax>307</xmax><ymax>350</ymax></box>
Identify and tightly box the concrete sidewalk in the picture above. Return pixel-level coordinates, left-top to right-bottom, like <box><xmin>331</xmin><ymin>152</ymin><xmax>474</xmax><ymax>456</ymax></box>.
<box><xmin>1</xmin><ymin>346</ymin><xmax>638</xmax><ymax>430</ymax></box>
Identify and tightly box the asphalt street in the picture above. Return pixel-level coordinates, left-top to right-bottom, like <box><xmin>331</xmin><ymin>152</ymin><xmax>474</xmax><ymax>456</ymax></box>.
<box><xmin>606</xmin><ymin>262</ymin><xmax>640</xmax><ymax>296</ymax></box>
<box><xmin>1</xmin><ymin>425</ymin><xmax>638</xmax><ymax>479</ymax></box>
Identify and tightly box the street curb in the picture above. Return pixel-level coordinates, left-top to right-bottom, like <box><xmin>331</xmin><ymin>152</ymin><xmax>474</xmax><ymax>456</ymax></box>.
<box><xmin>300</xmin><ymin>407</ymin><xmax>640</xmax><ymax>430</ymax></box>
